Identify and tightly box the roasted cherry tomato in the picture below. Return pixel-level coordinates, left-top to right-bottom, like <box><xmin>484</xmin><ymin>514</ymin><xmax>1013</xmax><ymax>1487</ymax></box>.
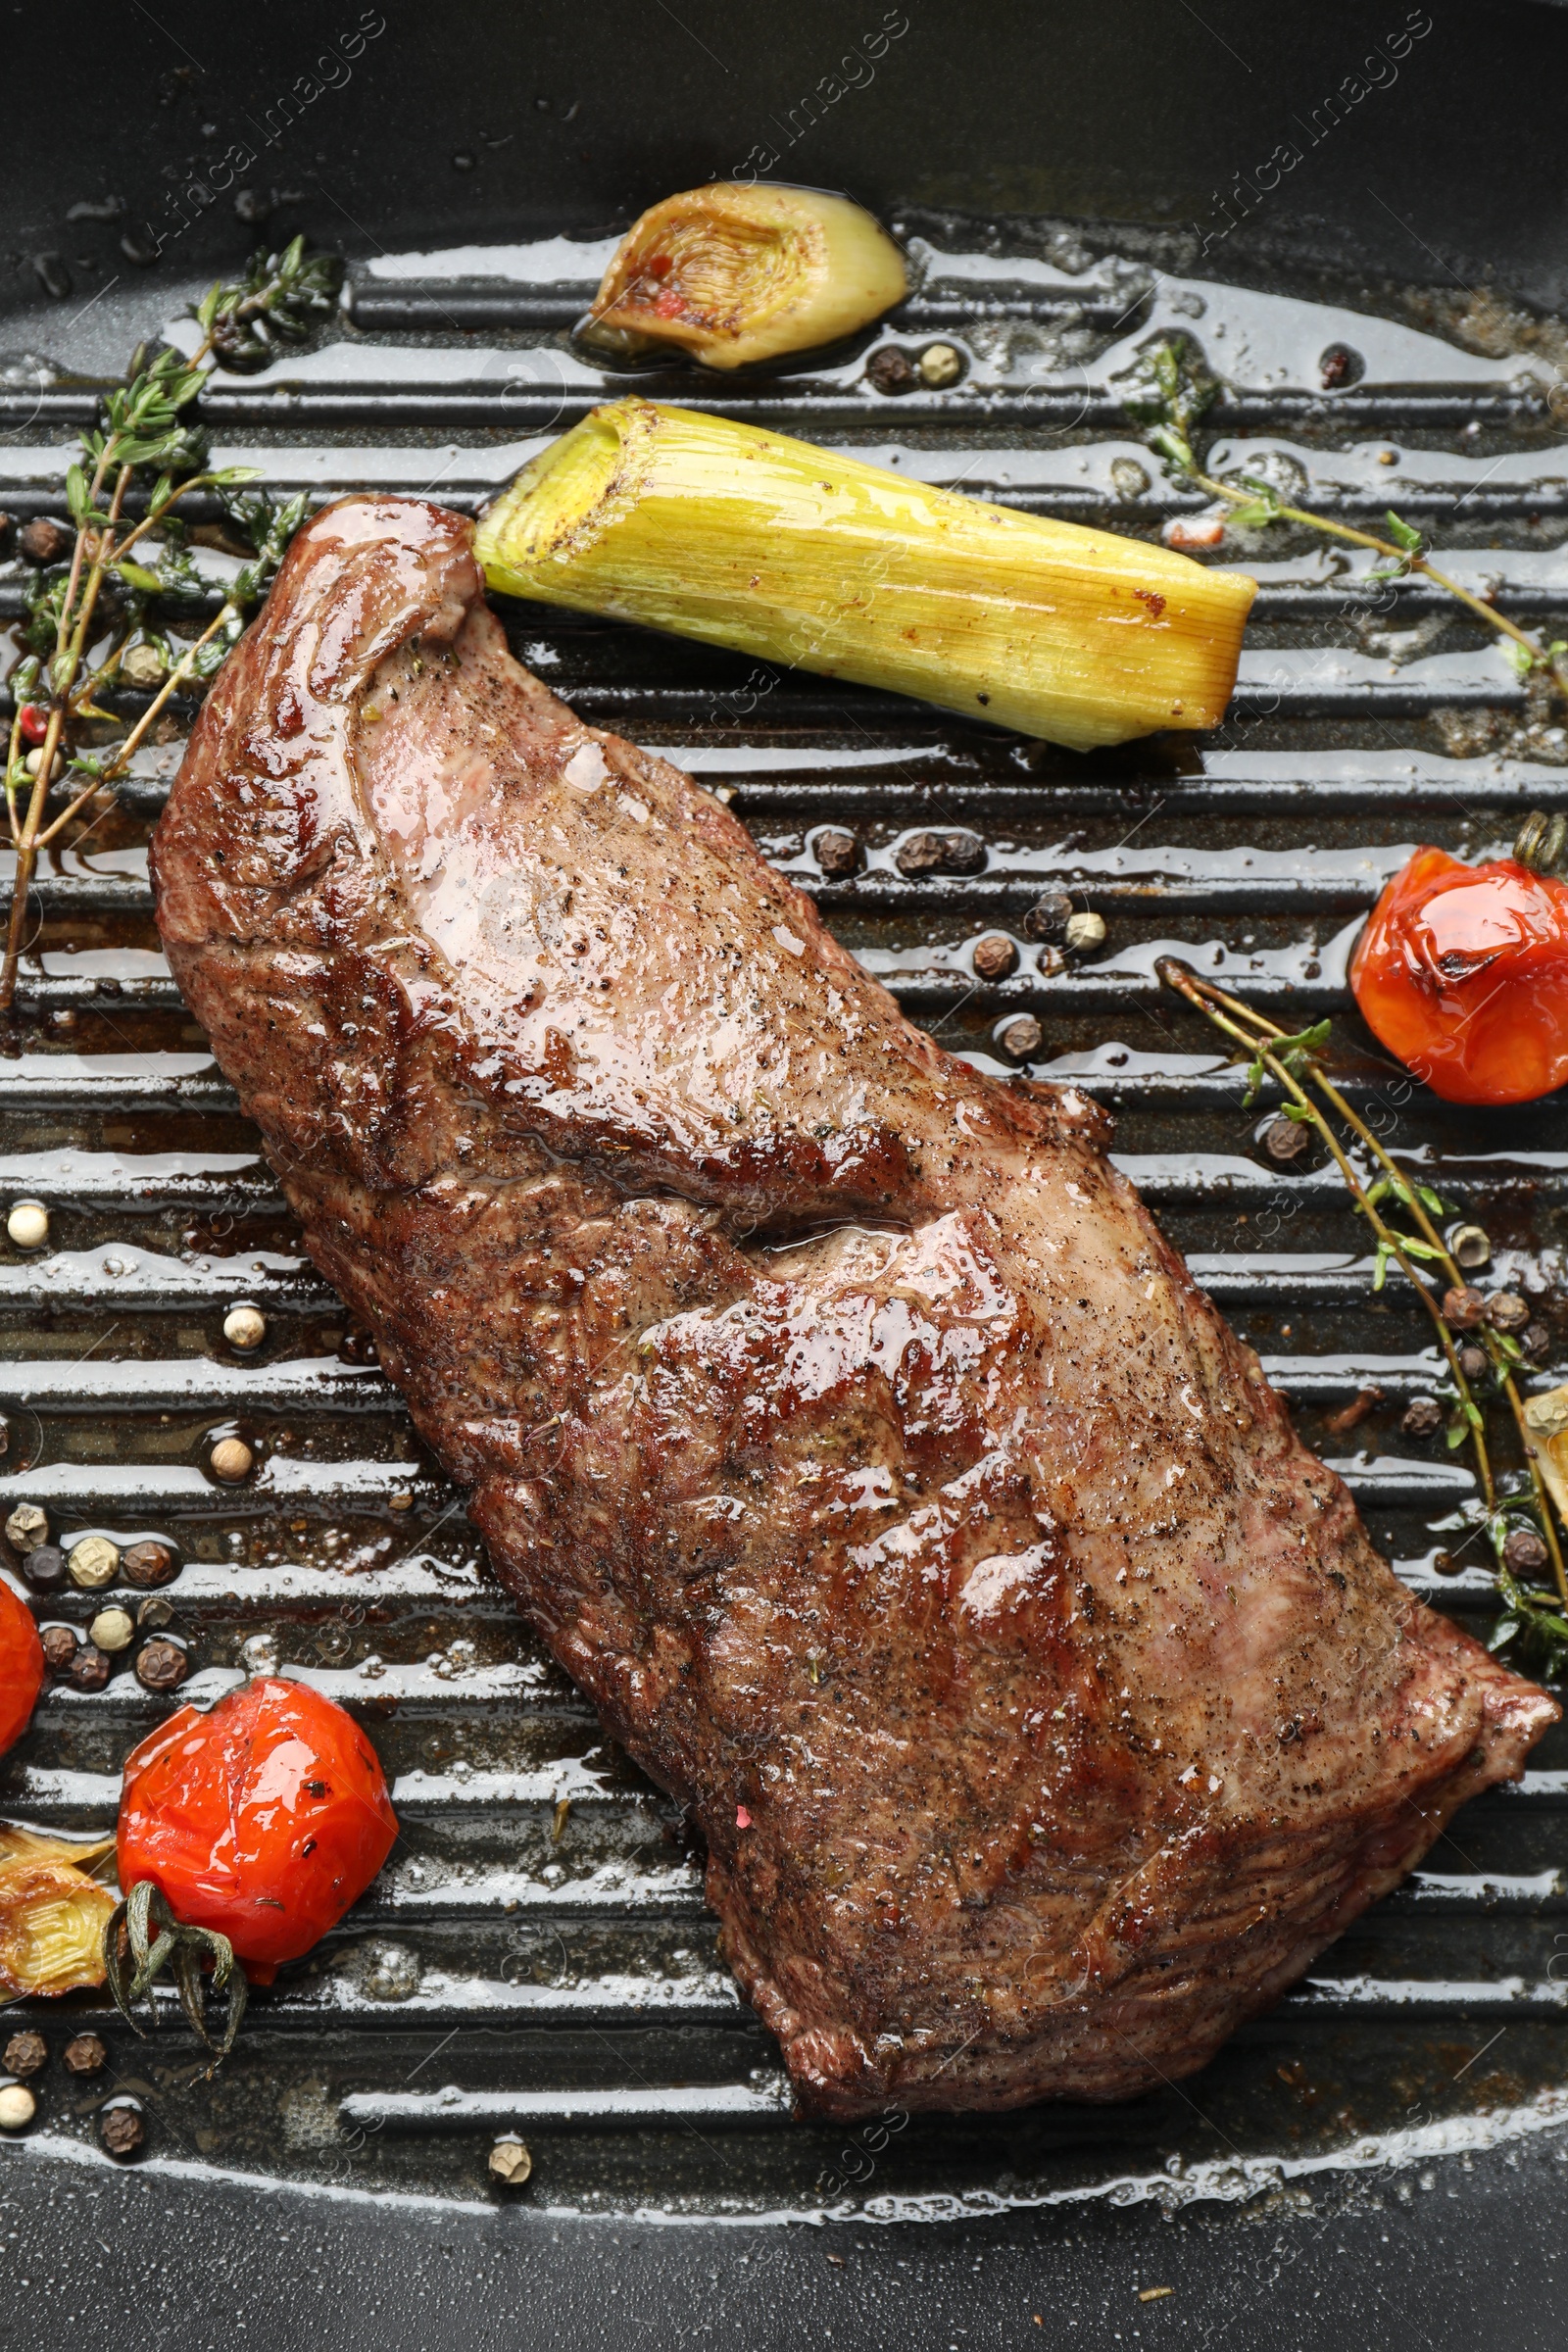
<box><xmin>0</xmin><ymin>1576</ymin><xmax>44</xmax><ymax>1755</ymax></box>
<box><xmin>117</xmin><ymin>1678</ymin><xmax>397</xmax><ymax>1982</ymax></box>
<box><xmin>1350</xmin><ymin>845</ymin><xmax>1568</xmax><ymax>1106</ymax></box>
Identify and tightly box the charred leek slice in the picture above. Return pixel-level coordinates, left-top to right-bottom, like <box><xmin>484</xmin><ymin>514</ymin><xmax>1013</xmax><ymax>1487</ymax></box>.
<box><xmin>0</xmin><ymin>1826</ymin><xmax>116</xmax><ymax>1999</ymax></box>
<box><xmin>580</xmin><ymin>184</ymin><xmax>906</xmax><ymax>369</ymax></box>
<box><xmin>476</xmin><ymin>401</ymin><xmax>1256</xmax><ymax>751</ymax></box>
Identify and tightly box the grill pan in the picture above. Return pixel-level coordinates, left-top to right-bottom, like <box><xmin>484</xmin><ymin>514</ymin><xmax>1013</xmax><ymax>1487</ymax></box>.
<box><xmin>5</xmin><ymin>5</ymin><xmax>1568</xmax><ymax>2341</ymax></box>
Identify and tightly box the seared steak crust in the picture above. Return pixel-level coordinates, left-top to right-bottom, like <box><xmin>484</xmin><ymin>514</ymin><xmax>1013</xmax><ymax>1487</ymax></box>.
<box><xmin>152</xmin><ymin>498</ymin><xmax>1556</xmax><ymax>2118</ymax></box>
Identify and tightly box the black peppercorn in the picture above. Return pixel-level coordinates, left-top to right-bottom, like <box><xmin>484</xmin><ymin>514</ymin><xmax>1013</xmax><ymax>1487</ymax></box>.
<box><xmin>21</xmin><ymin>1544</ymin><xmax>68</xmax><ymax>1595</ymax></box>
<box><xmin>135</xmin><ymin>1637</ymin><xmax>189</xmax><ymax>1691</ymax></box>
<box><xmin>812</xmin><ymin>827</ymin><xmax>862</xmax><ymax>879</ymax></box>
<box><xmin>1457</xmin><ymin>1344</ymin><xmax>1490</xmax><ymax>1383</ymax></box>
<box><xmin>971</xmin><ymin>933</ymin><xmax>1019</xmax><ymax>981</ymax></box>
<box><xmin>19</xmin><ymin>515</ymin><xmax>72</xmax><ymax>565</ymax></box>
<box><xmin>866</xmin><ymin>347</ymin><xmax>916</xmax><ymax>394</ymax></box>
<box><xmin>66</xmin><ymin>1642</ymin><xmax>111</xmax><ymax>1691</ymax></box>
<box><xmin>894</xmin><ymin>829</ymin><xmax>942</xmax><ymax>876</ymax></box>
<box><xmin>1401</xmin><ymin>1396</ymin><xmax>1444</xmax><ymax>1439</ymax></box>
<box><xmin>997</xmin><ymin>1013</ymin><xmax>1044</xmax><ymax>1061</ymax></box>
<box><xmin>1021</xmin><ymin>889</ymin><xmax>1074</xmax><ymax>944</ymax></box>
<box><xmin>3</xmin><ymin>2032</ymin><xmax>46</xmax><ymax>2078</ymax></box>
<box><xmin>121</xmin><ymin>1540</ymin><xmax>177</xmax><ymax>1589</ymax></box>
<box><xmin>1262</xmin><ymin>1116</ymin><xmax>1311</xmax><ymax>1164</ymax></box>
<box><xmin>100</xmin><ymin>2103</ymin><xmax>144</xmax><ymax>2157</ymax></box>
<box><xmin>63</xmin><ymin>2034</ymin><xmax>107</xmax><ymax>2076</ymax></box>
<box><xmin>1485</xmin><ymin>1292</ymin><xmax>1531</xmax><ymax>1335</ymax></box>
<box><xmin>1503</xmin><ymin>1526</ymin><xmax>1550</xmax><ymax>1575</ymax></box>
<box><xmin>39</xmin><ymin>1624</ymin><xmax>78</xmax><ymax>1672</ymax></box>
<box><xmin>1442</xmin><ymin>1285</ymin><xmax>1487</xmax><ymax>1331</ymax></box>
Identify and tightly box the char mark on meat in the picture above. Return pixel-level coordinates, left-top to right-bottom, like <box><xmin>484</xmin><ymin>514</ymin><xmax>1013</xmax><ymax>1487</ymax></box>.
<box><xmin>152</xmin><ymin>498</ymin><xmax>1557</xmax><ymax>2118</ymax></box>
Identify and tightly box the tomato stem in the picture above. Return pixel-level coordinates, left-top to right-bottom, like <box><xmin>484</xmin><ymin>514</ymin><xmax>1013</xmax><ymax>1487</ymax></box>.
<box><xmin>103</xmin><ymin>1879</ymin><xmax>248</xmax><ymax>2063</ymax></box>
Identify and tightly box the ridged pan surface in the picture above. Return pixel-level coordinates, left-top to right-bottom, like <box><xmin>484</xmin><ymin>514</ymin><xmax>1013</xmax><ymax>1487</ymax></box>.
<box><xmin>2</xmin><ymin>221</ymin><xmax>1567</xmax><ymax>2221</ymax></box>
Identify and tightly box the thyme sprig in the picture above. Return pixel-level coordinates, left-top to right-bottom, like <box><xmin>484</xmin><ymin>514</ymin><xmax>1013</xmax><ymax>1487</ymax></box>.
<box><xmin>1491</xmin><ymin>1562</ymin><xmax>1568</xmax><ymax>1679</ymax></box>
<box><xmin>1</xmin><ymin>237</ymin><xmax>338</xmax><ymax>1012</ymax></box>
<box><xmin>1126</xmin><ymin>338</ymin><xmax>1568</xmax><ymax>699</ymax></box>
<box><xmin>1156</xmin><ymin>957</ymin><xmax>1568</xmax><ymax>1674</ymax></box>
<box><xmin>104</xmin><ymin>1877</ymin><xmax>248</xmax><ymax>2063</ymax></box>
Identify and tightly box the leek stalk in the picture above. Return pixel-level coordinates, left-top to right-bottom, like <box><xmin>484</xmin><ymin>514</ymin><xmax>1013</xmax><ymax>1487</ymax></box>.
<box><xmin>476</xmin><ymin>401</ymin><xmax>1256</xmax><ymax>752</ymax></box>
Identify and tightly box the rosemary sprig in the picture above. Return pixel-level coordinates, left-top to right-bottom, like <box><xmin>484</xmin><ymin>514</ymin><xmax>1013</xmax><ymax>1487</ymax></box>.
<box><xmin>1126</xmin><ymin>338</ymin><xmax>1568</xmax><ymax>700</ymax></box>
<box><xmin>1</xmin><ymin>237</ymin><xmax>337</xmax><ymax>1013</ymax></box>
<box><xmin>104</xmin><ymin>1877</ymin><xmax>248</xmax><ymax>2063</ymax></box>
<box><xmin>1157</xmin><ymin>957</ymin><xmax>1568</xmax><ymax>1673</ymax></box>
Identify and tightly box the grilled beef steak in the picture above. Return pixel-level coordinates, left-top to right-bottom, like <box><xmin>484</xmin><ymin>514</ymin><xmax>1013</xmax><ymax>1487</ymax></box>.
<box><xmin>152</xmin><ymin>498</ymin><xmax>1557</xmax><ymax>2118</ymax></box>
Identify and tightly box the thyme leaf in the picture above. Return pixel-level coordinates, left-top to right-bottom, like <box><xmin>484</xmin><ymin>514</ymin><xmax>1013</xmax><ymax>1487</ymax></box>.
<box><xmin>1242</xmin><ymin>1016</ymin><xmax>1331</xmax><ymax>1107</ymax></box>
